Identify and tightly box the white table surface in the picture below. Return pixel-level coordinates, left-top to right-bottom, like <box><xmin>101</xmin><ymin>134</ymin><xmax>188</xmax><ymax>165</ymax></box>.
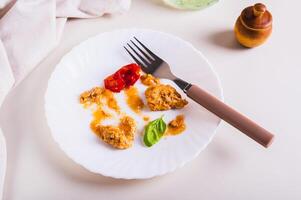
<box><xmin>1</xmin><ymin>0</ymin><xmax>301</xmax><ymax>199</ymax></box>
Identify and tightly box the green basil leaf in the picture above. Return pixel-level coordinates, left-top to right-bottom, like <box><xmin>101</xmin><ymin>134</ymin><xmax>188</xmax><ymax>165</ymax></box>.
<box><xmin>158</xmin><ymin>118</ymin><xmax>166</xmax><ymax>133</ymax></box>
<box><xmin>143</xmin><ymin>117</ymin><xmax>167</xmax><ymax>147</ymax></box>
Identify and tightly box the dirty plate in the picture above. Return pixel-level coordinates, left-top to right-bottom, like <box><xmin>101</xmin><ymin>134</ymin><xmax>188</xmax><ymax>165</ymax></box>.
<box><xmin>45</xmin><ymin>29</ymin><xmax>222</xmax><ymax>179</ymax></box>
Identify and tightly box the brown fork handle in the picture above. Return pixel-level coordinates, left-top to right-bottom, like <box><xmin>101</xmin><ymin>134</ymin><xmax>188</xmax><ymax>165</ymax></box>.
<box><xmin>186</xmin><ymin>85</ymin><xmax>274</xmax><ymax>148</ymax></box>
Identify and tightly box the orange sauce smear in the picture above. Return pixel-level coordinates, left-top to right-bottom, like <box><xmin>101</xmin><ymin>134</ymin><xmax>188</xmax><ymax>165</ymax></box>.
<box><xmin>80</xmin><ymin>87</ymin><xmax>120</xmax><ymax>134</ymax></box>
<box><xmin>167</xmin><ymin>115</ymin><xmax>186</xmax><ymax>135</ymax></box>
<box><xmin>125</xmin><ymin>86</ymin><xmax>144</xmax><ymax>114</ymax></box>
<box><xmin>102</xmin><ymin>89</ymin><xmax>120</xmax><ymax>113</ymax></box>
<box><xmin>90</xmin><ymin>108</ymin><xmax>111</xmax><ymax>134</ymax></box>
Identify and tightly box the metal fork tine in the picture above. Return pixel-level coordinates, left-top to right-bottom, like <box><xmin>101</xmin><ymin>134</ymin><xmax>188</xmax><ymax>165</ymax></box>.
<box><xmin>123</xmin><ymin>46</ymin><xmax>149</xmax><ymax>73</ymax></box>
<box><xmin>133</xmin><ymin>37</ymin><xmax>162</xmax><ymax>61</ymax></box>
<box><xmin>127</xmin><ymin>43</ymin><xmax>150</xmax><ymax>66</ymax></box>
<box><xmin>130</xmin><ymin>40</ymin><xmax>154</xmax><ymax>62</ymax></box>
<box><xmin>123</xmin><ymin>46</ymin><xmax>143</xmax><ymax>67</ymax></box>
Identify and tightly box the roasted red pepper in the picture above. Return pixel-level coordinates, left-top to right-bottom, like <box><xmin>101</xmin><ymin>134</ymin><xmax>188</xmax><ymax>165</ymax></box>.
<box><xmin>104</xmin><ymin>63</ymin><xmax>141</xmax><ymax>92</ymax></box>
<box><xmin>104</xmin><ymin>73</ymin><xmax>125</xmax><ymax>93</ymax></box>
<box><xmin>117</xmin><ymin>63</ymin><xmax>141</xmax><ymax>87</ymax></box>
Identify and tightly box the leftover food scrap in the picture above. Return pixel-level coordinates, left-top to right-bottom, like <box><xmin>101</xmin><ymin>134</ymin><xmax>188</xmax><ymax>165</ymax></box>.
<box><xmin>79</xmin><ymin>65</ymin><xmax>189</xmax><ymax>150</ymax></box>
<box><xmin>80</xmin><ymin>87</ymin><xmax>137</xmax><ymax>149</ymax></box>
<box><xmin>167</xmin><ymin>115</ymin><xmax>186</xmax><ymax>135</ymax></box>
<box><xmin>95</xmin><ymin>116</ymin><xmax>136</xmax><ymax>149</ymax></box>
<box><xmin>145</xmin><ymin>84</ymin><xmax>188</xmax><ymax>111</ymax></box>
<box><xmin>140</xmin><ymin>74</ymin><xmax>160</xmax><ymax>86</ymax></box>
<box><xmin>143</xmin><ymin>115</ymin><xmax>187</xmax><ymax>147</ymax></box>
<box><xmin>80</xmin><ymin>87</ymin><xmax>119</xmax><ymax>112</ymax></box>
<box><xmin>104</xmin><ymin>63</ymin><xmax>141</xmax><ymax>92</ymax></box>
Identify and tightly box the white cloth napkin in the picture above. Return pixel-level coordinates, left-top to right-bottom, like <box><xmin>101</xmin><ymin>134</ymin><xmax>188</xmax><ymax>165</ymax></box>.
<box><xmin>0</xmin><ymin>0</ymin><xmax>131</xmax><ymax>198</ymax></box>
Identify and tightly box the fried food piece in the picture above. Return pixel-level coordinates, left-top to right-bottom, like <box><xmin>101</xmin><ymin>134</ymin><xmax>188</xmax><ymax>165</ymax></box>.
<box><xmin>140</xmin><ymin>74</ymin><xmax>160</xmax><ymax>86</ymax></box>
<box><xmin>80</xmin><ymin>87</ymin><xmax>136</xmax><ymax>149</ymax></box>
<box><xmin>145</xmin><ymin>84</ymin><xmax>188</xmax><ymax>111</ymax></box>
<box><xmin>80</xmin><ymin>87</ymin><xmax>119</xmax><ymax>112</ymax></box>
<box><xmin>168</xmin><ymin>115</ymin><xmax>186</xmax><ymax>135</ymax></box>
<box><xmin>96</xmin><ymin>116</ymin><xmax>136</xmax><ymax>149</ymax></box>
<box><xmin>80</xmin><ymin>87</ymin><xmax>103</xmax><ymax>104</ymax></box>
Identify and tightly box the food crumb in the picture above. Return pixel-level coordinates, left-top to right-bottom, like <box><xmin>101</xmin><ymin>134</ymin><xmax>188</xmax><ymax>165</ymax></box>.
<box><xmin>143</xmin><ymin>116</ymin><xmax>150</xmax><ymax>121</ymax></box>
<box><xmin>79</xmin><ymin>87</ymin><xmax>120</xmax><ymax>113</ymax></box>
<box><xmin>140</xmin><ymin>74</ymin><xmax>160</xmax><ymax>86</ymax></box>
<box><xmin>167</xmin><ymin>115</ymin><xmax>186</xmax><ymax>135</ymax></box>
<box><xmin>80</xmin><ymin>87</ymin><xmax>103</xmax><ymax>104</ymax></box>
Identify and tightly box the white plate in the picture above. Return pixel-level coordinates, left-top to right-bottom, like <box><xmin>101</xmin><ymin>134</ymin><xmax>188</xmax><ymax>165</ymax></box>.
<box><xmin>45</xmin><ymin>29</ymin><xmax>223</xmax><ymax>179</ymax></box>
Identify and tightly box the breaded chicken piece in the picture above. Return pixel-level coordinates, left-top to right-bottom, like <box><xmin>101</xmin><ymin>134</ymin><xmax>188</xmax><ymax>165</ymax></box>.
<box><xmin>96</xmin><ymin>116</ymin><xmax>136</xmax><ymax>149</ymax></box>
<box><xmin>145</xmin><ymin>84</ymin><xmax>188</xmax><ymax>111</ymax></box>
<box><xmin>79</xmin><ymin>87</ymin><xmax>119</xmax><ymax>112</ymax></box>
<box><xmin>140</xmin><ymin>74</ymin><xmax>160</xmax><ymax>86</ymax></box>
<box><xmin>80</xmin><ymin>87</ymin><xmax>103</xmax><ymax>104</ymax></box>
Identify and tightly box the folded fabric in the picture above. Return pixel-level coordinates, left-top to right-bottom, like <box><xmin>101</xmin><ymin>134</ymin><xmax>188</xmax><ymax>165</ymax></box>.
<box><xmin>0</xmin><ymin>0</ymin><xmax>131</xmax><ymax>199</ymax></box>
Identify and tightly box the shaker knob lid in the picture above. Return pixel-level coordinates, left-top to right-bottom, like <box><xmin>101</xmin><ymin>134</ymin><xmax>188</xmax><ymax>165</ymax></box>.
<box><xmin>240</xmin><ymin>3</ymin><xmax>272</xmax><ymax>29</ymax></box>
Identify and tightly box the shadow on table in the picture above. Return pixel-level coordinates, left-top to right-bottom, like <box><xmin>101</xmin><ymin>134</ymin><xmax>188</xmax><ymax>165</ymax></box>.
<box><xmin>208</xmin><ymin>29</ymin><xmax>248</xmax><ymax>50</ymax></box>
<box><xmin>0</xmin><ymin>90</ymin><xmax>25</xmax><ymax>200</ymax></box>
<box><xmin>207</xmin><ymin>136</ymin><xmax>237</xmax><ymax>162</ymax></box>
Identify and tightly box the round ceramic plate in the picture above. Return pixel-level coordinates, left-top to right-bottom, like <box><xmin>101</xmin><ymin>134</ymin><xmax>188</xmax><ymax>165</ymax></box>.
<box><xmin>45</xmin><ymin>29</ymin><xmax>223</xmax><ymax>179</ymax></box>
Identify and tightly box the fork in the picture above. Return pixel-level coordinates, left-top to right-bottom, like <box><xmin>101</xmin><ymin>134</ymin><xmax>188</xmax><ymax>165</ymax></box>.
<box><xmin>124</xmin><ymin>37</ymin><xmax>274</xmax><ymax>148</ymax></box>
